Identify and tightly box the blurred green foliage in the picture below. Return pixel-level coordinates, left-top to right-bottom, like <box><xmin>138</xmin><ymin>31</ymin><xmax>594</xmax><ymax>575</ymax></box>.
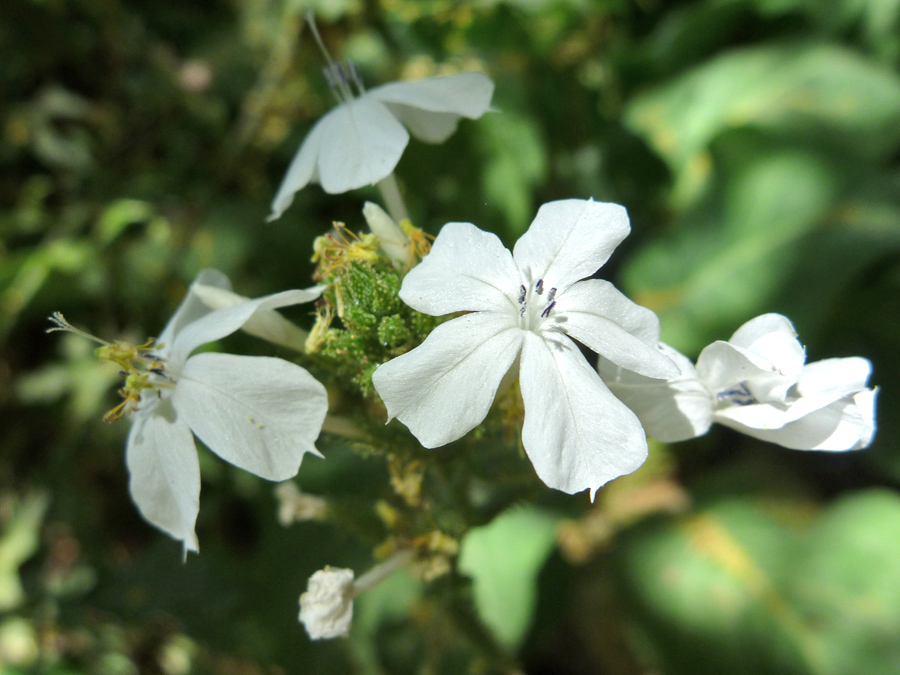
<box><xmin>2</xmin><ymin>0</ymin><xmax>898</xmax><ymax>673</ymax></box>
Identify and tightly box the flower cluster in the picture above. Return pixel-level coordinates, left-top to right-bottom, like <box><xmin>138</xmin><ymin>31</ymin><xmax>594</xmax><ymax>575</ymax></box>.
<box><xmin>49</xmin><ymin>35</ymin><xmax>879</xmax><ymax>648</ymax></box>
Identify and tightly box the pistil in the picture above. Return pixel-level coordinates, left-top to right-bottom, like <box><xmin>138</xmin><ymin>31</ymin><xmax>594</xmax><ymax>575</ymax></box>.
<box><xmin>47</xmin><ymin>312</ymin><xmax>173</xmax><ymax>422</ymax></box>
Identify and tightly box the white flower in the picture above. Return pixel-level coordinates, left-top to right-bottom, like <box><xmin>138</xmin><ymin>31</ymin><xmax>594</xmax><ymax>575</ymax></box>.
<box><xmin>299</xmin><ymin>567</ymin><xmax>355</xmax><ymax>640</ymax></box>
<box><xmin>372</xmin><ymin>199</ymin><xmax>679</xmax><ymax>498</ymax></box>
<box><xmin>600</xmin><ymin>313</ymin><xmax>878</xmax><ymax>451</ymax></box>
<box><xmin>125</xmin><ymin>270</ymin><xmax>329</xmax><ymax>553</ymax></box>
<box><xmin>269</xmin><ymin>69</ymin><xmax>494</xmax><ymax>221</ymax></box>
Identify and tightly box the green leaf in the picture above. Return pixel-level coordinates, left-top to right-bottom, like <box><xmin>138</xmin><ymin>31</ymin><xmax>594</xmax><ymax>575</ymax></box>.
<box><xmin>0</xmin><ymin>492</ymin><xmax>49</xmax><ymax>611</ymax></box>
<box><xmin>458</xmin><ymin>506</ymin><xmax>560</xmax><ymax>650</ymax></box>
<box><xmin>93</xmin><ymin>199</ymin><xmax>156</xmax><ymax>245</ymax></box>
<box><xmin>626</xmin><ymin>43</ymin><xmax>900</xmax><ymax>206</ymax></box>
<box><xmin>478</xmin><ymin>112</ymin><xmax>547</xmax><ymax>234</ymax></box>
<box><xmin>618</xmin><ymin>491</ymin><xmax>900</xmax><ymax>675</ymax></box>
<box><xmin>623</xmin><ymin>138</ymin><xmax>836</xmax><ymax>352</ymax></box>
<box><xmin>793</xmin><ymin>490</ymin><xmax>900</xmax><ymax>675</ymax></box>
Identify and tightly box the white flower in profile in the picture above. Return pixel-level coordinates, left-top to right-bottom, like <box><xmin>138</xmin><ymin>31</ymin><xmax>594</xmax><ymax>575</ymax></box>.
<box><xmin>600</xmin><ymin>313</ymin><xmax>877</xmax><ymax>451</ymax></box>
<box><xmin>268</xmin><ymin>56</ymin><xmax>494</xmax><ymax>220</ymax></box>
<box><xmin>372</xmin><ymin>199</ymin><xmax>679</xmax><ymax>498</ymax></box>
<box><xmin>48</xmin><ymin>270</ymin><xmax>330</xmax><ymax>554</ymax></box>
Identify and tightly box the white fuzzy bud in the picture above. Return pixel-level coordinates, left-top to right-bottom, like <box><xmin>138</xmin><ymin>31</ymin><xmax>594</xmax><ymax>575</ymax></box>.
<box><xmin>299</xmin><ymin>567</ymin><xmax>355</xmax><ymax>640</ymax></box>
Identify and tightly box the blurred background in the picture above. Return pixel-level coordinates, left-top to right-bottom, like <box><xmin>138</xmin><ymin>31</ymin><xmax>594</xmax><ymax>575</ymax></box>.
<box><xmin>2</xmin><ymin>0</ymin><xmax>899</xmax><ymax>673</ymax></box>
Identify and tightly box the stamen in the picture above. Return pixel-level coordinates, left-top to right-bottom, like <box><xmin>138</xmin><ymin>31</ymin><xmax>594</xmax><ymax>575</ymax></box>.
<box><xmin>519</xmin><ymin>303</ymin><xmax>527</xmax><ymax>317</ymax></box>
<box><xmin>546</xmin><ymin>287</ymin><xmax>557</xmax><ymax>303</ymax></box>
<box><xmin>336</xmin><ymin>62</ymin><xmax>349</xmax><ymax>85</ymax></box>
<box><xmin>517</xmin><ymin>285</ymin><xmax>526</xmax><ymax>304</ymax></box>
<box><xmin>535</xmin><ymin>279</ymin><xmax>544</xmax><ymax>295</ymax></box>
<box><xmin>322</xmin><ymin>65</ymin><xmax>338</xmax><ymax>90</ymax></box>
<box><xmin>717</xmin><ymin>382</ymin><xmax>756</xmax><ymax>406</ymax></box>
<box><xmin>347</xmin><ymin>62</ymin><xmax>366</xmax><ymax>95</ymax></box>
<box><xmin>540</xmin><ymin>301</ymin><xmax>556</xmax><ymax>318</ymax></box>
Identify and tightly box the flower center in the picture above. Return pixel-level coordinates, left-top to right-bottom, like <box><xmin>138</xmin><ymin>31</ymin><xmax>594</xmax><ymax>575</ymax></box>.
<box><xmin>322</xmin><ymin>61</ymin><xmax>365</xmax><ymax>105</ymax></box>
<box><xmin>715</xmin><ymin>382</ymin><xmax>756</xmax><ymax>407</ymax></box>
<box><xmin>515</xmin><ymin>278</ymin><xmax>557</xmax><ymax>331</ymax></box>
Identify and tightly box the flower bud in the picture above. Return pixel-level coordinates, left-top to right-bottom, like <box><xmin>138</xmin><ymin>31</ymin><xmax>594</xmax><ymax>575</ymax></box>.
<box><xmin>363</xmin><ymin>201</ymin><xmax>411</xmax><ymax>265</ymax></box>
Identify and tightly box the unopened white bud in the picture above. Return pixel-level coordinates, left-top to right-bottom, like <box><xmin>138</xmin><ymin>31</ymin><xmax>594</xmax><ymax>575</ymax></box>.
<box><xmin>299</xmin><ymin>567</ymin><xmax>354</xmax><ymax>640</ymax></box>
<box><xmin>299</xmin><ymin>549</ymin><xmax>415</xmax><ymax>640</ymax></box>
<box><xmin>274</xmin><ymin>482</ymin><xmax>328</xmax><ymax>525</ymax></box>
<box><xmin>363</xmin><ymin>201</ymin><xmax>411</xmax><ymax>264</ymax></box>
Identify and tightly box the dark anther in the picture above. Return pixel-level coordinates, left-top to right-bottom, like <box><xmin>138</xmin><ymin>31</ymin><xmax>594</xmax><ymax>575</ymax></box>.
<box><xmin>519</xmin><ymin>303</ymin><xmax>527</xmax><ymax>317</ymax></box>
<box><xmin>150</xmin><ymin>368</ymin><xmax>167</xmax><ymax>378</ymax></box>
<box><xmin>546</xmin><ymin>287</ymin><xmax>557</xmax><ymax>303</ymax></box>
<box><xmin>518</xmin><ymin>285</ymin><xmax>527</xmax><ymax>304</ymax></box>
<box><xmin>535</xmin><ymin>279</ymin><xmax>544</xmax><ymax>295</ymax></box>
<box><xmin>540</xmin><ymin>301</ymin><xmax>556</xmax><ymax>318</ymax></box>
<box><xmin>322</xmin><ymin>66</ymin><xmax>337</xmax><ymax>89</ymax></box>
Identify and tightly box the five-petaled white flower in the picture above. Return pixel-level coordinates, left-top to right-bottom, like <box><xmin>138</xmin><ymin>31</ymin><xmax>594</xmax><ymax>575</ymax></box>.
<box><xmin>269</xmin><ymin>67</ymin><xmax>494</xmax><ymax>221</ymax></box>
<box><xmin>125</xmin><ymin>270</ymin><xmax>329</xmax><ymax>554</ymax></box>
<box><xmin>372</xmin><ymin>199</ymin><xmax>679</xmax><ymax>498</ymax></box>
<box><xmin>600</xmin><ymin>313</ymin><xmax>877</xmax><ymax>451</ymax></box>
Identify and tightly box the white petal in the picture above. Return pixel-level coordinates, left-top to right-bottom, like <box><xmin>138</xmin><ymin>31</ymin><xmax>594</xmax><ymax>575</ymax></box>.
<box><xmin>512</xmin><ymin>200</ymin><xmax>630</xmax><ymax>293</ymax></box>
<box><xmin>519</xmin><ymin>332</ymin><xmax>648</xmax><ymax>498</ymax></box>
<box><xmin>316</xmin><ymin>97</ymin><xmax>409</xmax><ymax>194</ymax></box>
<box><xmin>721</xmin><ymin>388</ymin><xmax>878</xmax><ymax>451</ymax></box>
<box><xmin>190</xmin><ymin>283</ymin><xmax>314</xmax><ymax>352</ymax></box>
<box><xmin>370</xmin><ymin>72</ymin><xmax>494</xmax><ymax>116</ymax></box>
<box><xmin>172</xmin><ymin>353</ymin><xmax>328</xmax><ymax>480</ymax></box>
<box><xmin>170</xmin><ymin>288</ymin><xmax>322</xmax><ymax>364</ymax></box>
<box><xmin>157</xmin><ymin>269</ymin><xmax>232</xmax><ymax>355</ymax></box>
<box><xmin>695</xmin><ymin>340</ymin><xmax>794</xmax><ymax>404</ymax></box>
<box><xmin>765</xmin><ymin>357</ymin><xmax>874</xmax><ymax>424</ymax></box>
<box><xmin>797</xmin><ymin>357</ymin><xmax>872</xmax><ymax>399</ymax></box>
<box><xmin>372</xmin><ymin>312</ymin><xmax>523</xmax><ymax>448</ymax></box>
<box><xmin>599</xmin><ymin>346</ymin><xmax>714</xmax><ymax>443</ymax></box>
<box><xmin>730</xmin><ymin>313</ymin><xmax>797</xmax><ymax>349</ymax></box>
<box><xmin>714</xmin><ymin>400</ymin><xmax>791</xmax><ymax>430</ymax></box>
<box><xmin>729</xmin><ymin>313</ymin><xmax>805</xmax><ymax>385</ymax></box>
<box><xmin>399</xmin><ymin>222</ymin><xmax>521</xmax><ymax>315</ymax></box>
<box><xmin>553</xmin><ymin>279</ymin><xmax>678</xmax><ymax>379</ymax></box>
<box><xmin>268</xmin><ymin>115</ymin><xmax>326</xmax><ymax>221</ymax></box>
<box><xmin>126</xmin><ymin>399</ymin><xmax>200</xmax><ymax>554</ymax></box>
<box><xmin>383</xmin><ymin>108</ymin><xmax>462</xmax><ymax>143</ymax></box>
